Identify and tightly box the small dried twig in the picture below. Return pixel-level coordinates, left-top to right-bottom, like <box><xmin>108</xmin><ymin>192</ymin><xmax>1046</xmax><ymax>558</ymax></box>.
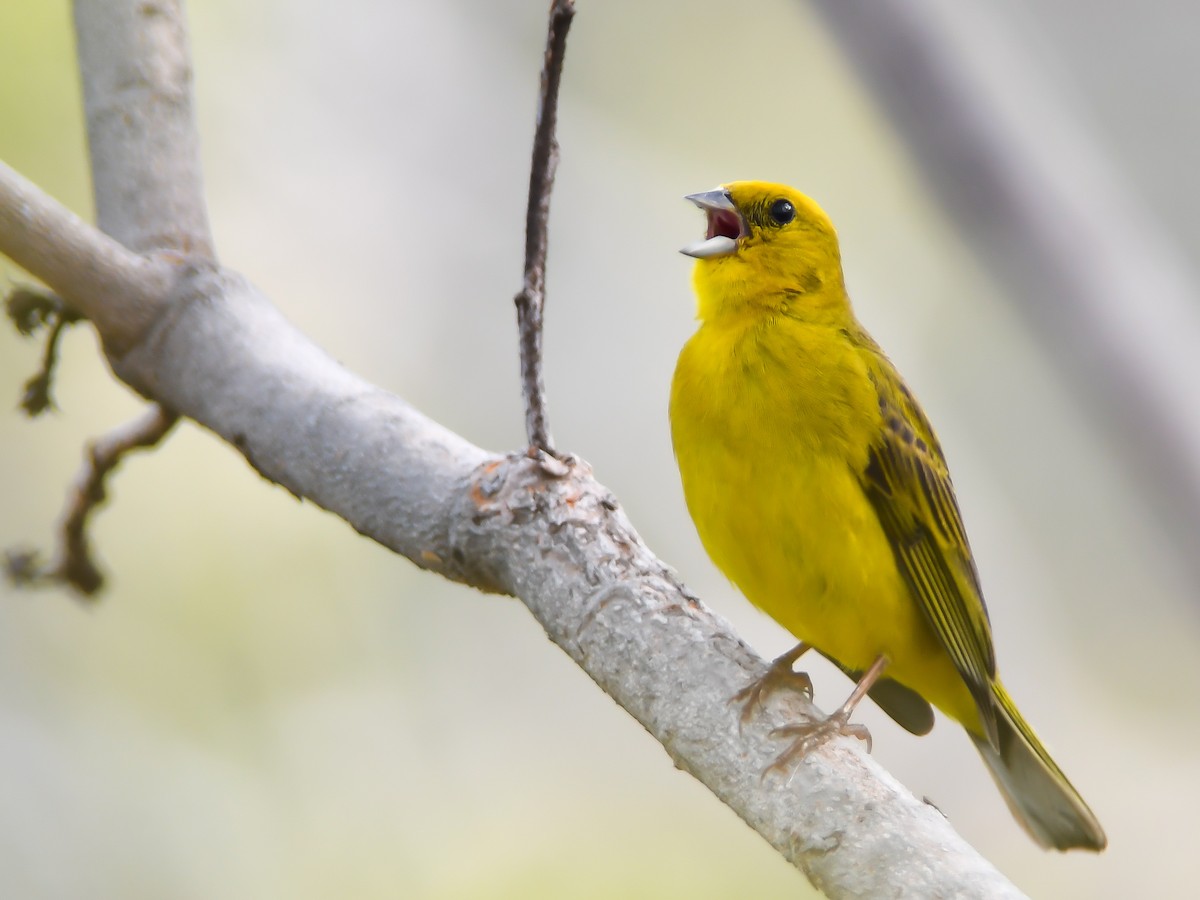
<box><xmin>5</xmin><ymin>286</ymin><xmax>84</xmax><ymax>416</ymax></box>
<box><xmin>6</xmin><ymin>286</ymin><xmax>64</xmax><ymax>335</ymax></box>
<box><xmin>513</xmin><ymin>0</ymin><xmax>575</xmax><ymax>456</ymax></box>
<box><xmin>5</xmin><ymin>405</ymin><xmax>177</xmax><ymax>597</ymax></box>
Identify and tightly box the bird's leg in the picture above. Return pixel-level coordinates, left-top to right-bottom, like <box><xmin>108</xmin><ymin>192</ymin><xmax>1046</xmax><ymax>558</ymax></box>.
<box><xmin>764</xmin><ymin>654</ymin><xmax>889</xmax><ymax>777</ymax></box>
<box><xmin>732</xmin><ymin>642</ymin><xmax>813</xmax><ymax>728</ymax></box>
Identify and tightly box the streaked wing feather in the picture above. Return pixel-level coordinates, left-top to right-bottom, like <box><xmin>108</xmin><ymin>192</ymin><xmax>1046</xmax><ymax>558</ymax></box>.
<box><xmin>859</xmin><ymin>356</ymin><xmax>998</xmax><ymax>745</ymax></box>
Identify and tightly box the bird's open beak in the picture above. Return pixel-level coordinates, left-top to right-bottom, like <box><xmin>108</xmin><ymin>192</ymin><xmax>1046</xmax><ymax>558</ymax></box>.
<box><xmin>680</xmin><ymin>188</ymin><xmax>743</xmax><ymax>258</ymax></box>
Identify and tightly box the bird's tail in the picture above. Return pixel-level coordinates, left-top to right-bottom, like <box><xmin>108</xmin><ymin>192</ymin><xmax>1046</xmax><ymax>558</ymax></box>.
<box><xmin>970</xmin><ymin>681</ymin><xmax>1107</xmax><ymax>851</ymax></box>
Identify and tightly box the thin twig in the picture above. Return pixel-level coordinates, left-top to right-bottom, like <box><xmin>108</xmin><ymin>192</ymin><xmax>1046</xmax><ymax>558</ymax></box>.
<box><xmin>514</xmin><ymin>0</ymin><xmax>575</xmax><ymax>455</ymax></box>
<box><xmin>4</xmin><ymin>406</ymin><xmax>178</xmax><ymax>596</ymax></box>
<box><xmin>21</xmin><ymin>315</ymin><xmax>71</xmax><ymax>415</ymax></box>
<box><xmin>5</xmin><ymin>287</ymin><xmax>84</xmax><ymax>416</ymax></box>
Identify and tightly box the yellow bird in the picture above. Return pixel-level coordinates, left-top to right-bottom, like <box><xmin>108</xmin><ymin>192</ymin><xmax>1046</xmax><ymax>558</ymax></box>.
<box><xmin>669</xmin><ymin>181</ymin><xmax>1106</xmax><ymax>851</ymax></box>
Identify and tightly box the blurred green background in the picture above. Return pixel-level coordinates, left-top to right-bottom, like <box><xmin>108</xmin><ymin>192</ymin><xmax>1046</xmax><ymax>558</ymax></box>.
<box><xmin>2</xmin><ymin>1</ymin><xmax>1198</xmax><ymax>897</ymax></box>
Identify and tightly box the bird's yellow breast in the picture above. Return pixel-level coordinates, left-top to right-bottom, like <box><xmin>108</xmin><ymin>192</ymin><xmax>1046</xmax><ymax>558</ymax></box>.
<box><xmin>670</xmin><ymin>312</ymin><xmax>976</xmax><ymax>725</ymax></box>
<box><xmin>668</xmin><ymin>181</ymin><xmax>1105</xmax><ymax>850</ymax></box>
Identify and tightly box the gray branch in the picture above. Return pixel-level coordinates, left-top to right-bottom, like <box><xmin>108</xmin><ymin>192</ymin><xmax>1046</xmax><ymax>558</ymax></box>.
<box><xmin>74</xmin><ymin>0</ymin><xmax>213</xmax><ymax>257</ymax></box>
<box><xmin>0</xmin><ymin>160</ymin><xmax>170</xmax><ymax>353</ymax></box>
<box><xmin>0</xmin><ymin>1</ymin><xmax>1034</xmax><ymax>896</ymax></box>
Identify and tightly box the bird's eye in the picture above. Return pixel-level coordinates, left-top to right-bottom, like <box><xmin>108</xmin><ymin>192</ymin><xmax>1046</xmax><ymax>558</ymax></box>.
<box><xmin>769</xmin><ymin>199</ymin><xmax>795</xmax><ymax>225</ymax></box>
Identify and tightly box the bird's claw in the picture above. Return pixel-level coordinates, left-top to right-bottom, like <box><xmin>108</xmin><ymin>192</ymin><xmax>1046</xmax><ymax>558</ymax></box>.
<box><xmin>731</xmin><ymin>669</ymin><xmax>814</xmax><ymax>732</ymax></box>
<box><xmin>730</xmin><ymin>644</ymin><xmax>814</xmax><ymax>733</ymax></box>
<box><xmin>760</xmin><ymin>712</ymin><xmax>873</xmax><ymax>780</ymax></box>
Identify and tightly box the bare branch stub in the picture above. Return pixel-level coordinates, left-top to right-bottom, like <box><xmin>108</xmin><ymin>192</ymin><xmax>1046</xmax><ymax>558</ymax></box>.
<box><xmin>4</xmin><ymin>405</ymin><xmax>178</xmax><ymax>597</ymax></box>
<box><xmin>514</xmin><ymin>0</ymin><xmax>576</xmax><ymax>456</ymax></box>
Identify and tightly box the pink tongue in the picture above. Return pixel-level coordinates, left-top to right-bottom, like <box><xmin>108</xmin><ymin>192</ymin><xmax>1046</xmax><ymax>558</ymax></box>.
<box><xmin>707</xmin><ymin>209</ymin><xmax>739</xmax><ymax>240</ymax></box>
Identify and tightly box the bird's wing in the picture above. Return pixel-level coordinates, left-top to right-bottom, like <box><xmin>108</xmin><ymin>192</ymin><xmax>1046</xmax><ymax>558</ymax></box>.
<box><xmin>858</xmin><ymin>355</ymin><xmax>999</xmax><ymax>745</ymax></box>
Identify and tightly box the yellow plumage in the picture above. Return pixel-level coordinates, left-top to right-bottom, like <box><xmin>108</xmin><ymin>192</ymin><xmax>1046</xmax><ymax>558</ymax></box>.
<box><xmin>669</xmin><ymin>181</ymin><xmax>1106</xmax><ymax>851</ymax></box>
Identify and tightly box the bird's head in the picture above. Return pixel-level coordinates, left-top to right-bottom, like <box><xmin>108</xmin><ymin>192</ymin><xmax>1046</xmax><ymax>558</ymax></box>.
<box><xmin>681</xmin><ymin>181</ymin><xmax>846</xmax><ymax>322</ymax></box>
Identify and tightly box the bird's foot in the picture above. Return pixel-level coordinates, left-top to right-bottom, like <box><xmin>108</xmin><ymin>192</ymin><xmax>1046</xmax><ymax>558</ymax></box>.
<box><xmin>763</xmin><ymin>709</ymin><xmax>873</xmax><ymax>778</ymax></box>
<box><xmin>731</xmin><ymin>642</ymin><xmax>813</xmax><ymax>731</ymax></box>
